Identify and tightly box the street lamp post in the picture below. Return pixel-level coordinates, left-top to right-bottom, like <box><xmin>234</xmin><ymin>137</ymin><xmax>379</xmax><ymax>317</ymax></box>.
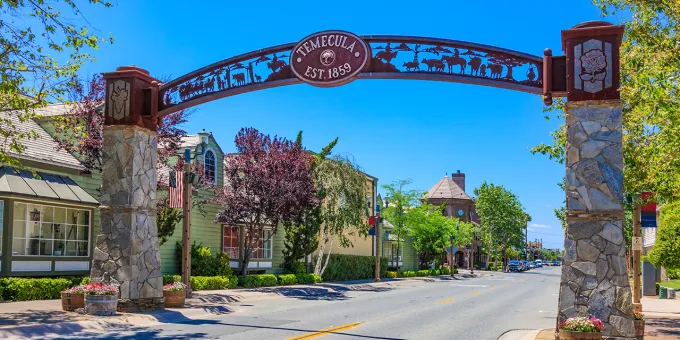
<box><xmin>374</xmin><ymin>203</ymin><xmax>381</xmax><ymax>282</ymax></box>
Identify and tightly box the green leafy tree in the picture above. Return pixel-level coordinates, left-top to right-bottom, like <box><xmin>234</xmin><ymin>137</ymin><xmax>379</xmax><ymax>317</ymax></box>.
<box><xmin>0</xmin><ymin>0</ymin><xmax>113</xmax><ymax>167</ymax></box>
<box><xmin>381</xmin><ymin>179</ymin><xmax>422</xmax><ymax>271</ymax></box>
<box><xmin>312</xmin><ymin>153</ymin><xmax>370</xmax><ymax>277</ymax></box>
<box><xmin>281</xmin><ymin>133</ymin><xmax>336</xmax><ymax>273</ymax></box>
<box><xmin>649</xmin><ymin>202</ymin><xmax>680</xmax><ymax>270</ymax></box>
<box><xmin>157</xmin><ymin>196</ymin><xmax>183</xmax><ymax>246</ymax></box>
<box><xmin>473</xmin><ymin>181</ymin><xmax>528</xmax><ymax>270</ymax></box>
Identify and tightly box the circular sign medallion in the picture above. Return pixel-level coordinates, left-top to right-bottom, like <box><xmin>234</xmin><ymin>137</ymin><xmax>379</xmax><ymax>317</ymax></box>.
<box><xmin>290</xmin><ymin>30</ymin><xmax>371</xmax><ymax>87</ymax></box>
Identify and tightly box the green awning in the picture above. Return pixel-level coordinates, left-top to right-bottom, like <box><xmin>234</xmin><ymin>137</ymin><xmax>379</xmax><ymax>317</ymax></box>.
<box><xmin>0</xmin><ymin>167</ymin><xmax>98</xmax><ymax>205</ymax></box>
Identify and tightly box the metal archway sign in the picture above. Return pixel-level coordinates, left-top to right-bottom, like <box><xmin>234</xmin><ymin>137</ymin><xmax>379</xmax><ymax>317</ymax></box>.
<box><xmin>155</xmin><ymin>31</ymin><xmax>555</xmax><ymax>117</ymax></box>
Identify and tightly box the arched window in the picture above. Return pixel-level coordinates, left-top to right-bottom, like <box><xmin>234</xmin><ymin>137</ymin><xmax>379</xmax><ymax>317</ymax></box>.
<box><xmin>204</xmin><ymin>149</ymin><xmax>216</xmax><ymax>184</ymax></box>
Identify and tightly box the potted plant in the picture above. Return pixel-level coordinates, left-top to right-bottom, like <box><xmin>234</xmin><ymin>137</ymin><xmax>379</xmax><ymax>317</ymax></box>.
<box><xmin>634</xmin><ymin>311</ymin><xmax>644</xmax><ymax>339</ymax></box>
<box><xmin>61</xmin><ymin>285</ymin><xmax>85</xmax><ymax>311</ymax></box>
<box><xmin>163</xmin><ymin>282</ymin><xmax>187</xmax><ymax>308</ymax></box>
<box><xmin>83</xmin><ymin>282</ymin><xmax>119</xmax><ymax>316</ymax></box>
<box><xmin>558</xmin><ymin>316</ymin><xmax>604</xmax><ymax>339</ymax></box>
<box><xmin>54</xmin><ymin>242</ymin><xmax>64</xmax><ymax>256</ymax></box>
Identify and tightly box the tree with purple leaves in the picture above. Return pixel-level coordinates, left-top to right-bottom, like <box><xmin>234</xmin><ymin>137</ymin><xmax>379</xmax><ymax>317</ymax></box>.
<box><xmin>215</xmin><ymin>127</ymin><xmax>318</xmax><ymax>275</ymax></box>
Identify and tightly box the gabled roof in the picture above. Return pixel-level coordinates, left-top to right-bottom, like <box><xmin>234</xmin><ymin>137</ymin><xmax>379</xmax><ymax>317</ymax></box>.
<box><xmin>425</xmin><ymin>176</ymin><xmax>471</xmax><ymax>200</ymax></box>
<box><xmin>0</xmin><ymin>108</ymin><xmax>85</xmax><ymax>170</ymax></box>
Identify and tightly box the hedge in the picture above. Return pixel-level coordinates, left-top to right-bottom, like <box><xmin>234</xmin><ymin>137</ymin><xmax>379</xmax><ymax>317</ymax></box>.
<box><xmin>296</xmin><ymin>273</ymin><xmax>322</xmax><ymax>284</ymax></box>
<box><xmin>440</xmin><ymin>267</ymin><xmax>451</xmax><ymax>275</ymax></box>
<box><xmin>277</xmin><ymin>274</ymin><xmax>297</xmax><ymax>286</ymax></box>
<box><xmin>416</xmin><ymin>270</ymin><xmax>429</xmax><ymax>277</ymax></box>
<box><xmin>239</xmin><ymin>274</ymin><xmax>278</xmax><ymax>288</ymax></box>
<box><xmin>385</xmin><ymin>271</ymin><xmax>398</xmax><ymax>278</ymax></box>
<box><xmin>162</xmin><ymin>275</ymin><xmax>237</xmax><ymax>290</ymax></box>
<box><xmin>319</xmin><ymin>254</ymin><xmax>387</xmax><ymax>282</ymax></box>
<box><xmin>0</xmin><ymin>278</ymin><xmax>73</xmax><ymax>301</ymax></box>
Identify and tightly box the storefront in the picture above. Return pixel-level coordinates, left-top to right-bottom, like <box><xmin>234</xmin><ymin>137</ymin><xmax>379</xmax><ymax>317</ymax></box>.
<box><xmin>0</xmin><ymin>167</ymin><xmax>98</xmax><ymax>277</ymax></box>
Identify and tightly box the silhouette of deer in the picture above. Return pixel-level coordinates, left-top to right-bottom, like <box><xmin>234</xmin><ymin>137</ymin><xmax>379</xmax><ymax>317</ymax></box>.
<box><xmin>441</xmin><ymin>55</ymin><xmax>466</xmax><ymax>74</ymax></box>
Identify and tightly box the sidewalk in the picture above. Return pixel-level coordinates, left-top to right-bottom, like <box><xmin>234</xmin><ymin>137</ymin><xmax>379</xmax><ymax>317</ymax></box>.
<box><xmin>0</xmin><ymin>274</ymin><xmax>486</xmax><ymax>339</ymax></box>
<box><xmin>499</xmin><ymin>297</ymin><xmax>680</xmax><ymax>340</ymax></box>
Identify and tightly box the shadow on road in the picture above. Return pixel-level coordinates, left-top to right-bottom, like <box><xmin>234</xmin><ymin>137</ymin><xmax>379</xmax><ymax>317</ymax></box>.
<box><xmin>646</xmin><ymin>316</ymin><xmax>680</xmax><ymax>338</ymax></box>
<box><xmin>190</xmin><ymin>293</ymin><xmax>242</xmax><ymax>304</ymax></box>
<box><xmin>0</xmin><ymin>309</ymin><xmax>79</xmax><ymax>327</ymax></box>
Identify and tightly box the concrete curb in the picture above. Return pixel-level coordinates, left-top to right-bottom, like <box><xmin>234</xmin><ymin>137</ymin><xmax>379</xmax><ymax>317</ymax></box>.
<box><xmin>498</xmin><ymin>329</ymin><xmax>542</xmax><ymax>340</ymax></box>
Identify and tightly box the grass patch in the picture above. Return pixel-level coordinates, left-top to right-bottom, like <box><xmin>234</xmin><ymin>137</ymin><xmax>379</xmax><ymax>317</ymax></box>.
<box><xmin>659</xmin><ymin>280</ymin><xmax>680</xmax><ymax>290</ymax></box>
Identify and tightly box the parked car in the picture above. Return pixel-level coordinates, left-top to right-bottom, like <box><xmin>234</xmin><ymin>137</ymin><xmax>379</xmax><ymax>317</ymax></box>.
<box><xmin>508</xmin><ymin>260</ymin><xmax>522</xmax><ymax>272</ymax></box>
<box><xmin>534</xmin><ymin>260</ymin><xmax>543</xmax><ymax>268</ymax></box>
<box><xmin>528</xmin><ymin>261</ymin><xmax>536</xmax><ymax>269</ymax></box>
<box><xmin>520</xmin><ymin>260</ymin><xmax>529</xmax><ymax>271</ymax></box>
<box><xmin>552</xmin><ymin>260</ymin><xmax>561</xmax><ymax>266</ymax></box>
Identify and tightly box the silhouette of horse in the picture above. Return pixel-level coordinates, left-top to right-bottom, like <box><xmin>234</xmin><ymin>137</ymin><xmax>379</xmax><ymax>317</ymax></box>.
<box><xmin>441</xmin><ymin>56</ymin><xmax>466</xmax><ymax>74</ymax></box>
<box><xmin>376</xmin><ymin>50</ymin><xmax>398</xmax><ymax>64</ymax></box>
<box><xmin>267</xmin><ymin>59</ymin><xmax>286</xmax><ymax>72</ymax></box>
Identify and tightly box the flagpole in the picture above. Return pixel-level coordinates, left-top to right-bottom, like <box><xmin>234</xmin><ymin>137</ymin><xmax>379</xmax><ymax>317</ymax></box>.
<box><xmin>181</xmin><ymin>148</ymin><xmax>193</xmax><ymax>297</ymax></box>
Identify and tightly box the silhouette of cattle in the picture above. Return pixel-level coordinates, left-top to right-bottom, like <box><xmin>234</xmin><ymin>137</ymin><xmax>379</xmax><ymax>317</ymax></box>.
<box><xmin>403</xmin><ymin>61</ymin><xmax>420</xmax><ymax>71</ymax></box>
<box><xmin>232</xmin><ymin>73</ymin><xmax>246</xmax><ymax>86</ymax></box>
<box><xmin>421</xmin><ymin>58</ymin><xmax>445</xmax><ymax>72</ymax></box>
<box><xmin>468</xmin><ymin>57</ymin><xmax>482</xmax><ymax>76</ymax></box>
<box><xmin>487</xmin><ymin>63</ymin><xmax>503</xmax><ymax>78</ymax></box>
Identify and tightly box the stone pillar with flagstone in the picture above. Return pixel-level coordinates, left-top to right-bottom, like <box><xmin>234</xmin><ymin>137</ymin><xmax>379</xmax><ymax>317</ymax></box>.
<box><xmin>90</xmin><ymin>66</ymin><xmax>164</xmax><ymax>312</ymax></box>
<box><xmin>557</xmin><ymin>22</ymin><xmax>635</xmax><ymax>339</ymax></box>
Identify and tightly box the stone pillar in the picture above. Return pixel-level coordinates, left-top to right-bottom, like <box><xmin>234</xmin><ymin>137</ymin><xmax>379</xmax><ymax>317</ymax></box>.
<box><xmin>558</xmin><ymin>22</ymin><xmax>633</xmax><ymax>339</ymax></box>
<box><xmin>91</xmin><ymin>66</ymin><xmax>163</xmax><ymax>312</ymax></box>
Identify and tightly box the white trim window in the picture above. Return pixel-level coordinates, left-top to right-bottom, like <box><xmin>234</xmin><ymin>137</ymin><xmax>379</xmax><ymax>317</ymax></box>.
<box><xmin>204</xmin><ymin>148</ymin><xmax>217</xmax><ymax>184</ymax></box>
<box><xmin>12</xmin><ymin>202</ymin><xmax>90</xmax><ymax>257</ymax></box>
<box><xmin>222</xmin><ymin>226</ymin><xmax>272</xmax><ymax>260</ymax></box>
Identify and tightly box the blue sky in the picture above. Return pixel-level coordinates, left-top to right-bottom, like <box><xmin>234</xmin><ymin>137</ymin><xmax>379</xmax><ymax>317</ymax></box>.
<box><xmin>74</xmin><ymin>0</ymin><xmax>628</xmax><ymax>251</ymax></box>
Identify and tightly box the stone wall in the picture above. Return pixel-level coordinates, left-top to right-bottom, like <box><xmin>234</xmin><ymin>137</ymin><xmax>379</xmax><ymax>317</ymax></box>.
<box><xmin>559</xmin><ymin>100</ymin><xmax>635</xmax><ymax>339</ymax></box>
<box><xmin>91</xmin><ymin>125</ymin><xmax>163</xmax><ymax>312</ymax></box>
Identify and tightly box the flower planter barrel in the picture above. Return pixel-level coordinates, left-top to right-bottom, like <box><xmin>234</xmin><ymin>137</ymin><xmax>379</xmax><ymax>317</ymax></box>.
<box><xmin>163</xmin><ymin>290</ymin><xmax>186</xmax><ymax>308</ymax></box>
<box><xmin>558</xmin><ymin>330</ymin><xmax>602</xmax><ymax>340</ymax></box>
<box><xmin>61</xmin><ymin>292</ymin><xmax>84</xmax><ymax>311</ymax></box>
<box><xmin>84</xmin><ymin>295</ymin><xmax>118</xmax><ymax>316</ymax></box>
<box><xmin>634</xmin><ymin>320</ymin><xmax>645</xmax><ymax>339</ymax></box>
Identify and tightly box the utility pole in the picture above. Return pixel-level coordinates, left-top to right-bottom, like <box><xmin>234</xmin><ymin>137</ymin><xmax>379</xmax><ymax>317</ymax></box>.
<box><xmin>181</xmin><ymin>148</ymin><xmax>193</xmax><ymax>297</ymax></box>
<box><xmin>633</xmin><ymin>201</ymin><xmax>642</xmax><ymax>312</ymax></box>
<box><xmin>374</xmin><ymin>203</ymin><xmax>381</xmax><ymax>282</ymax></box>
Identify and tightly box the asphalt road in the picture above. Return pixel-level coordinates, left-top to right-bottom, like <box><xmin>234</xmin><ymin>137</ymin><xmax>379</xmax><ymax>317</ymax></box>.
<box><xmin>64</xmin><ymin>266</ymin><xmax>562</xmax><ymax>340</ymax></box>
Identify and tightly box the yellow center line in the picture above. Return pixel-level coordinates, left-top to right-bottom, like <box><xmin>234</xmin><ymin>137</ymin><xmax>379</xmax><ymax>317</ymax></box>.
<box><xmin>286</xmin><ymin>322</ymin><xmax>364</xmax><ymax>340</ymax></box>
<box><xmin>437</xmin><ymin>297</ymin><xmax>455</xmax><ymax>304</ymax></box>
<box><xmin>470</xmin><ymin>291</ymin><xmax>480</xmax><ymax>296</ymax></box>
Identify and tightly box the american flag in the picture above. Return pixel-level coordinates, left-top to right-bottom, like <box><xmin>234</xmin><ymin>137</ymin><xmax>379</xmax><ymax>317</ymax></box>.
<box><xmin>168</xmin><ymin>170</ymin><xmax>184</xmax><ymax>208</ymax></box>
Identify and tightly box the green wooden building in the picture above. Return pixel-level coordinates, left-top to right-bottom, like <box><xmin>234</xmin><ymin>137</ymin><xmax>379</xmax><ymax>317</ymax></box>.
<box><xmin>0</xmin><ymin>105</ymin><xmax>100</xmax><ymax>277</ymax></box>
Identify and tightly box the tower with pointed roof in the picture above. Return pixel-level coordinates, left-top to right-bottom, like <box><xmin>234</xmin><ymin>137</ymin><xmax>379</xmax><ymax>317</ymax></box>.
<box><xmin>424</xmin><ymin>170</ymin><xmax>477</xmax><ymax>269</ymax></box>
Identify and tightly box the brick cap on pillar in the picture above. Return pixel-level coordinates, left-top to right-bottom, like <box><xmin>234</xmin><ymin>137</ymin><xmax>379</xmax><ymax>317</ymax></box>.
<box><xmin>102</xmin><ymin>65</ymin><xmax>159</xmax><ymax>84</ymax></box>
